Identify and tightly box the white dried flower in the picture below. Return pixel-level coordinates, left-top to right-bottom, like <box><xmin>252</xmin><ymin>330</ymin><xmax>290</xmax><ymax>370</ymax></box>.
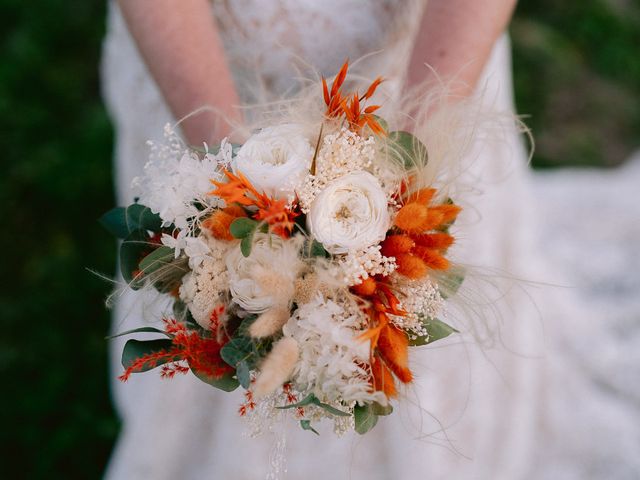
<box><xmin>233</xmin><ymin>124</ymin><xmax>313</xmax><ymax>200</ymax></box>
<box><xmin>307</xmin><ymin>171</ymin><xmax>390</xmax><ymax>254</ymax></box>
<box><xmin>226</xmin><ymin>233</ymin><xmax>303</xmax><ymax>313</ymax></box>
<box><xmin>283</xmin><ymin>296</ymin><xmax>386</xmax><ymax>406</ymax></box>
<box><xmin>338</xmin><ymin>245</ymin><xmax>397</xmax><ymax>286</ymax></box>
<box><xmin>390</xmin><ymin>277</ymin><xmax>444</xmax><ymax>338</ymax></box>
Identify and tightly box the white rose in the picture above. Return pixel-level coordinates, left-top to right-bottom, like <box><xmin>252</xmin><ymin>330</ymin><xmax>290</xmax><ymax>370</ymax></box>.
<box><xmin>307</xmin><ymin>171</ymin><xmax>390</xmax><ymax>254</ymax></box>
<box><xmin>226</xmin><ymin>233</ymin><xmax>303</xmax><ymax>313</ymax></box>
<box><xmin>233</xmin><ymin>124</ymin><xmax>313</xmax><ymax>199</ymax></box>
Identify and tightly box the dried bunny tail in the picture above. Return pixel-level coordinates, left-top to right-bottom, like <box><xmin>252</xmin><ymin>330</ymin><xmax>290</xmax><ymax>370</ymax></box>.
<box><xmin>253</xmin><ymin>337</ymin><xmax>299</xmax><ymax>398</ymax></box>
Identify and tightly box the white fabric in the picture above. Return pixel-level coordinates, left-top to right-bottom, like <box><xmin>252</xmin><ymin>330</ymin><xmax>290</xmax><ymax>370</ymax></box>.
<box><xmin>100</xmin><ymin>1</ymin><xmax>639</xmax><ymax>478</ymax></box>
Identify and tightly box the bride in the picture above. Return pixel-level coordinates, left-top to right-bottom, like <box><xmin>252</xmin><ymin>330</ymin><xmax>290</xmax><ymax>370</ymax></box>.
<box><xmin>102</xmin><ymin>1</ymin><xmax>543</xmax><ymax>478</ymax></box>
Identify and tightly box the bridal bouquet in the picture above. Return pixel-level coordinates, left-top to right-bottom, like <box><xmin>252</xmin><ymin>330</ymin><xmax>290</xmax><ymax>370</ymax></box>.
<box><xmin>102</xmin><ymin>62</ymin><xmax>464</xmax><ymax>436</ymax></box>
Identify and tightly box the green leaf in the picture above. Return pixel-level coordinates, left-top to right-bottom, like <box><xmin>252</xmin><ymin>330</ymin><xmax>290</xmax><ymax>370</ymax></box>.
<box><xmin>354</xmin><ymin>404</ymin><xmax>379</xmax><ymax>435</ymax></box>
<box><xmin>100</xmin><ymin>204</ymin><xmax>162</xmax><ymax>238</ymax></box>
<box><xmin>191</xmin><ymin>368</ymin><xmax>239</xmax><ymax>392</ymax></box>
<box><xmin>277</xmin><ymin>393</ymin><xmax>318</xmax><ymax>409</ymax></box>
<box><xmin>305</xmin><ymin>239</ymin><xmax>329</xmax><ymax>258</ymax></box>
<box><xmin>236</xmin><ymin>360</ymin><xmax>251</xmax><ymax>389</ymax></box>
<box><xmin>138</xmin><ymin>246</ymin><xmax>175</xmax><ymax>275</ymax></box>
<box><xmin>229</xmin><ymin>217</ymin><xmax>258</xmax><ymax>239</ymax></box>
<box><xmin>409</xmin><ymin>317</ymin><xmax>459</xmax><ymax>346</ymax></box>
<box><xmin>119</xmin><ymin>229</ymin><xmax>151</xmax><ymax>289</ymax></box>
<box><xmin>277</xmin><ymin>393</ymin><xmax>350</xmax><ymax>417</ymax></box>
<box><xmin>388</xmin><ymin>131</ymin><xmax>428</xmax><ymax>170</ymax></box>
<box><xmin>371</xmin><ymin>402</ymin><xmax>393</xmax><ymax>416</ymax></box>
<box><xmin>138</xmin><ymin>245</ymin><xmax>189</xmax><ymax>293</ymax></box>
<box><xmin>220</xmin><ymin>336</ymin><xmax>254</xmax><ymax>368</ymax></box>
<box><xmin>438</xmin><ymin>265</ymin><xmax>466</xmax><ymax>299</ymax></box>
<box><xmin>106</xmin><ymin>326</ymin><xmax>170</xmax><ymax>340</ymax></box>
<box><xmin>300</xmin><ymin>420</ymin><xmax>319</xmax><ymax>435</ymax></box>
<box><xmin>121</xmin><ymin>338</ymin><xmax>174</xmax><ymax>371</ymax></box>
<box><xmin>240</xmin><ymin>235</ymin><xmax>253</xmax><ymax>257</ymax></box>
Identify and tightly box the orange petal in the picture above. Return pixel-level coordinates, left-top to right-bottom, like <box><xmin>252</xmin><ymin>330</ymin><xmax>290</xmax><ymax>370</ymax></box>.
<box><xmin>371</xmin><ymin>355</ymin><xmax>398</xmax><ymax>398</ymax></box>
<box><xmin>381</xmin><ymin>234</ymin><xmax>415</xmax><ymax>257</ymax></box>
<box><xmin>364</xmin><ymin>77</ymin><xmax>384</xmax><ymax>100</ymax></box>
<box><xmin>395</xmin><ymin>253</ymin><xmax>428</xmax><ymax>279</ymax></box>
<box><xmin>378</xmin><ymin>325</ymin><xmax>413</xmax><ymax>383</ymax></box>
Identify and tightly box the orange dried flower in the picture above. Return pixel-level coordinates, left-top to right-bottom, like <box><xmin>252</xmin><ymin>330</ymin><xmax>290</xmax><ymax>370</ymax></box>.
<box><xmin>202</xmin><ymin>211</ymin><xmax>235</xmax><ymax>241</ymax></box>
<box><xmin>380</xmin><ymin>234</ymin><xmax>415</xmax><ymax>257</ymax></box>
<box><xmin>351</xmin><ymin>277</ymin><xmax>378</xmax><ymax>297</ymax></box>
<box><xmin>413</xmin><ymin>246</ymin><xmax>450</xmax><ymax>271</ymax></box>
<box><xmin>371</xmin><ymin>355</ymin><xmax>398</xmax><ymax>398</ymax></box>
<box><xmin>394</xmin><ymin>202</ymin><xmax>430</xmax><ymax>232</ymax></box>
<box><xmin>395</xmin><ymin>253</ymin><xmax>428</xmax><ymax>279</ymax></box>
<box><xmin>377</xmin><ymin>325</ymin><xmax>413</xmax><ymax>384</ymax></box>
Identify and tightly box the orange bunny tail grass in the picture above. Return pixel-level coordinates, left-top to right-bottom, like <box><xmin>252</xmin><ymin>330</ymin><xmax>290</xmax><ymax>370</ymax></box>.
<box><xmin>222</xmin><ymin>205</ymin><xmax>248</xmax><ymax>218</ymax></box>
<box><xmin>395</xmin><ymin>253</ymin><xmax>428</xmax><ymax>280</ymax></box>
<box><xmin>413</xmin><ymin>232</ymin><xmax>454</xmax><ymax>251</ymax></box>
<box><xmin>371</xmin><ymin>355</ymin><xmax>398</xmax><ymax>398</ymax></box>
<box><xmin>377</xmin><ymin>325</ymin><xmax>413</xmax><ymax>384</ymax></box>
<box><xmin>406</xmin><ymin>188</ymin><xmax>436</xmax><ymax>205</ymax></box>
<box><xmin>202</xmin><ymin>210</ymin><xmax>235</xmax><ymax>241</ymax></box>
<box><xmin>380</xmin><ymin>234</ymin><xmax>415</xmax><ymax>257</ymax></box>
<box><xmin>413</xmin><ymin>246</ymin><xmax>450</xmax><ymax>271</ymax></box>
<box><xmin>394</xmin><ymin>203</ymin><xmax>429</xmax><ymax>232</ymax></box>
<box><xmin>351</xmin><ymin>276</ymin><xmax>378</xmax><ymax>297</ymax></box>
<box><xmin>430</xmin><ymin>203</ymin><xmax>462</xmax><ymax>224</ymax></box>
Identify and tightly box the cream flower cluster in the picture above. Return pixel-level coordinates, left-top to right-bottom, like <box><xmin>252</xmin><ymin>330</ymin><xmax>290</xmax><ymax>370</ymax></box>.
<box><xmin>134</xmin><ymin>125</ymin><xmax>230</xmax><ymax>230</ymax></box>
<box><xmin>337</xmin><ymin>245</ymin><xmax>397</xmax><ymax>286</ymax></box>
<box><xmin>283</xmin><ymin>295</ymin><xmax>387</xmax><ymax>406</ymax></box>
<box><xmin>390</xmin><ymin>278</ymin><xmax>444</xmax><ymax>338</ymax></box>
<box><xmin>179</xmin><ymin>236</ymin><xmax>230</xmax><ymax>329</ymax></box>
<box><xmin>298</xmin><ymin>128</ymin><xmax>376</xmax><ymax>212</ymax></box>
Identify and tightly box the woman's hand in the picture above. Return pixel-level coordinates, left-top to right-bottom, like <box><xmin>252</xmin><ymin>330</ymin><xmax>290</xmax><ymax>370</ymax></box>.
<box><xmin>118</xmin><ymin>0</ymin><xmax>242</xmax><ymax>145</ymax></box>
<box><xmin>407</xmin><ymin>0</ymin><xmax>517</xmax><ymax>97</ymax></box>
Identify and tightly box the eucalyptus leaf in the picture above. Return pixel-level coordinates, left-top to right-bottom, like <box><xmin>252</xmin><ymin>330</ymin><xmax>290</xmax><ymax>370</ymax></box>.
<box><xmin>354</xmin><ymin>404</ymin><xmax>379</xmax><ymax>435</ymax></box>
<box><xmin>305</xmin><ymin>239</ymin><xmax>329</xmax><ymax>258</ymax></box>
<box><xmin>371</xmin><ymin>402</ymin><xmax>393</xmax><ymax>416</ymax></box>
<box><xmin>388</xmin><ymin>131</ymin><xmax>428</xmax><ymax>170</ymax></box>
<box><xmin>100</xmin><ymin>204</ymin><xmax>162</xmax><ymax>238</ymax></box>
<box><xmin>119</xmin><ymin>229</ymin><xmax>151</xmax><ymax>289</ymax></box>
<box><xmin>438</xmin><ymin>265</ymin><xmax>466</xmax><ymax>299</ymax></box>
<box><xmin>121</xmin><ymin>338</ymin><xmax>174</xmax><ymax>371</ymax></box>
<box><xmin>300</xmin><ymin>420</ymin><xmax>319</xmax><ymax>435</ymax></box>
<box><xmin>220</xmin><ymin>336</ymin><xmax>254</xmax><ymax>368</ymax></box>
<box><xmin>106</xmin><ymin>326</ymin><xmax>170</xmax><ymax>340</ymax></box>
<box><xmin>276</xmin><ymin>393</ymin><xmax>350</xmax><ymax>417</ymax></box>
<box><xmin>240</xmin><ymin>235</ymin><xmax>253</xmax><ymax>257</ymax></box>
<box><xmin>191</xmin><ymin>367</ymin><xmax>239</xmax><ymax>392</ymax></box>
<box><xmin>236</xmin><ymin>360</ymin><xmax>251</xmax><ymax>389</ymax></box>
<box><xmin>230</xmin><ymin>217</ymin><xmax>258</xmax><ymax>239</ymax></box>
<box><xmin>138</xmin><ymin>246</ymin><xmax>175</xmax><ymax>275</ymax></box>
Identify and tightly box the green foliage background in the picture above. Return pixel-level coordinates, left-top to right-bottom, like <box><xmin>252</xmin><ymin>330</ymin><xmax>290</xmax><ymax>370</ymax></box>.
<box><xmin>0</xmin><ymin>0</ymin><xmax>638</xmax><ymax>477</ymax></box>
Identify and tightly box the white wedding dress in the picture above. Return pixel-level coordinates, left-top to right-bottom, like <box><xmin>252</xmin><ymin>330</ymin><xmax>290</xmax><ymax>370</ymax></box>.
<box><xmin>100</xmin><ymin>1</ymin><xmax>639</xmax><ymax>479</ymax></box>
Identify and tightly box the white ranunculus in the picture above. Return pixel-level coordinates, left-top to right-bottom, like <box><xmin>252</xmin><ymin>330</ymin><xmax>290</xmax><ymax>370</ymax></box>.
<box><xmin>307</xmin><ymin>171</ymin><xmax>391</xmax><ymax>254</ymax></box>
<box><xmin>226</xmin><ymin>233</ymin><xmax>303</xmax><ymax>313</ymax></box>
<box><xmin>233</xmin><ymin>124</ymin><xmax>313</xmax><ymax>199</ymax></box>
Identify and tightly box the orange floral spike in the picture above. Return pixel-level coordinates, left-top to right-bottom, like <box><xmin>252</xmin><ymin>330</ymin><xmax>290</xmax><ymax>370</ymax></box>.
<box><xmin>363</xmin><ymin>76</ymin><xmax>384</xmax><ymax>100</ymax></box>
<box><xmin>395</xmin><ymin>253</ymin><xmax>428</xmax><ymax>279</ymax></box>
<box><xmin>331</xmin><ymin>61</ymin><xmax>349</xmax><ymax>98</ymax></box>
<box><xmin>352</xmin><ymin>277</ymin><xmax>377</xmax><ymax>297</ymax></box>
<box><xmin>413</xmin><ymin>246</ymin><xmax>450</xmax><ymax>271</ymax></box>
<box><xmin>394</xmin><ymin>203</ymin><xmax>429</xmax><ymax>232</ymax></box>
<box><xmin>371</xmin><ymin>355</ymin><xmax>398</xmax><ymax>398</ymax></box>
<box><xmin>406</xmin><ymin>188</ymin><xmax>436</xmax><ymax>205</ymax></box>
<box><xmin>413</xmin><ymin>233</ymin><xmax>454</xmax><ymax>251</ymax></box>
<box><xmin>364</xmin><ymin>105</ymin><xmax>381</xmax><ymax>114</ymax></box>
<box><xmin>381</xmin><ymin>234</ymin><xmax>415</xmax><ymax>257</ymax></box>
<box><xmin>223</xmin><ymin>204</ymin><xmax>248</xmax><ymax>218</ymax></box>
<box><xmin>429</xmin><ymin>204</ymin><xmax>462</xmax><ymax>224</ymax></box>
<box><xmin>210</xmin><ymin>170</ymin><xmax>264</xmax><ymax>206</ymax></box>
<box><xmin>253</xmin><ymin>198</ymin><xmax>299</xmax><ymax>237</ymax></box>
<box><xmin>202</xmin><ymin>211</ymin><xmax>235</xmax><ymax>241</ymax></box>
<box><xmin>377</xmin><ymin>325</ymin><xmax>413</xmax><ymax>384</ymax></box>
<box><xmin>322</xmin><ymin>77</ymin><xmax>330</xmax><ymax>105</ymax></box>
